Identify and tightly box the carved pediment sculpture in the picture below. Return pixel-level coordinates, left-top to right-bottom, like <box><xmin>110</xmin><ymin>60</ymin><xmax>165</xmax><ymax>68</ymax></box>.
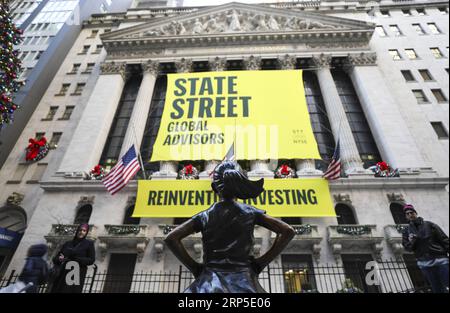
<box><xmin>122</xmin><ymin>8</ymin><xmax>345</xmax><ymax>39</ymax></box>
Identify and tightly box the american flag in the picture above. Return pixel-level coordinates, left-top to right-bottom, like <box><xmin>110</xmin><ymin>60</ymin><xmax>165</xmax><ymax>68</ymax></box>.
<box><xmin>102</xmin><ymin>145</ymin><xmax>141</xmax><ymax>195</ymax></box>
<box><xmin>323</xmin><ymin>141</ymin><xmax>341</xmax><ymax>180</ymax></box>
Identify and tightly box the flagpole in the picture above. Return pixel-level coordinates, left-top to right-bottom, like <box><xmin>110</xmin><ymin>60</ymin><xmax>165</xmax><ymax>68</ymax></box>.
<box><xmin>131</xmin><ymin>123</ymin><xmax>147</xmax><ymax>180</ymax></box>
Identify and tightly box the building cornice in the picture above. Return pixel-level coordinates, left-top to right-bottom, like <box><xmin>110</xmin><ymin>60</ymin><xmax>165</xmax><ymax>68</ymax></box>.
<box><xmin>102</xmin><ymin>30</ymin><xmax>373</xmax><ymax>60</ymax></box>
<box><xmin>39</xmin><ymin>176</ymin><xmax>449</xmax><ymax>192</ymax></box>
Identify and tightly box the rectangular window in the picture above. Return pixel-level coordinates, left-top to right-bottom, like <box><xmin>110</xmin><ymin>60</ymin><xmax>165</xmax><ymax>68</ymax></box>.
<box><xmin>430</xmin><ymin>47</ymin><xmax>444</xmax><ymax>58</ymax></box>
<box><xmin>43</xmin><ymin>106</ymin><xmax>58</xmax><ymax>121</ymax></box>
<box><xmin>42</xmin><ymin>23</ymin><xmax>50</xmax><ymax>31</ymax></box>
<box><xmin>49</xmin><ymin>132</ymin><xmax>62</xmax><ymax>148</ymax></box>
<box><xmin>412</xmin><ymin>24</ymin><xmax>425</xmax><ymax>35</ymax></box>
<box><xmin>89</xmin><ymin>30</ymin><xmax>99</xmax><ymax>38</ymax></box>
<box><xmin>375</xmin><ymin>26</ymin><xmax>387</xmax><ymax>37</ymax></box>
<box><xmin>431</xmin><ymin>122</ymin><xmax>449</xmax><ymax>139</ymax></box>
<box><xmin>60</xmin><ymin>106</ymin><xmax>74</xmax><ymax>120</ymax></box>
<box><xmin>416</xmin><ymin>8</ymin><xmax>426</xmax><ymax>16</ymax></box>
<box><xmin>431</xmin><ymin>89</ymin><xmax>448</xmax><ymax>102</ymax></box>
<box><xmin>93</xmin><ymin>44</ymin><xmax>103</xmax><ymax>54</ymax></box>
<box><xmin>380</xmin><ymin>10</ymin><xmax>390</xmax><ymax>17</ymax></box>
<box><xmin>389</xmin><ymin>25</ymin><xmax>403</xmax><ymax>36</ymax></box>
<box><xmin>35</xmin><ymin>132</ymin><xmax>45</xmax><ymax>140</ymax></box>
<box><xmin>30</xmin><ymin>37</ymin><xmax>40</xmax><ymax>45</ymax></box>
<box><xmin>402</xmin><ymin>9</ymin><xmax>411</xmax><ymax>16</ymax></box>
<box><xmin>389</xmin><ymin>49</ymin><xmax>402</xmax><ymax>60</ymax></box>
<box><xmin>405</xmin><ymin>49</ymin><xmax>418</xmax><ymax>59</ymax></box>
<box><xmin>56</xmin><ymin>83</ymin><xmax>70</xmax><ymax>96</ymax></box>
<box><xmin>104</xmin><ymin>29</ymin><xmax>112</xmax><ymax>33</ymax></box>
<box><xmin>428</xmin><ymin>23</ymin><xmax>441</xmax><ymax>34</ymax></box>
<box><xmin>418</xmin><ymin>69</ymin><xmax>433</xmax><ymax>81</ymax></box>
<box><xmin>438</xmin><ymin>7</ymin><xmax>448</xmax><ymax>14</ymax></box>
<box><xmin>27</xmin><ymin>164</ymin><xmax>47</xmax><ymax>184</ymax></box>
<box><xmin>68</xmin><ymin>63</ymin><xmax>80</xmax><ymax>74</ymax></box>
<box><xmin>83</xmin><ymin>63</ymin><xmax>95</xmax><ymax>74</ymax></box>
<box><xmin>79</xmin><ymin>45</ymin><xmax>90</xmax><ymax>54</ymax></box>
<box><xmin>20</xmin><ymin>51</ymin><xmax>28</xmax><ymax>61</ymax></box>
<box><xmin>34</xmin><ymin>51</ymin><xmax>42</xmax><ymax>60</ymax></box>
<box><xmin>401</xmin><ymin>70</ymin><xmax>415</xmax><ymax>82</ymax></box>
<box><xmin>412</xmin><ymin>89</ymin><xmax>429</xmax><ymax>103</ymax></box>
<box><xmin>23</xmin><ymin>36</ymin><xmax>33</xmax><ymax>45</ymax></box>
<box><xmin>8</xmin><ymin>164</ymin><xmax>27</xmax><ymax>184</ymax></box>
<box><xmin>72</xmin><ymin>83</ymin><xmax>86</xmax><ymax>95</ymax></box>
<box><xmin>281</xmin><ymin>255</ymin><xmax>316</xmax><ymax>293</ymax></box>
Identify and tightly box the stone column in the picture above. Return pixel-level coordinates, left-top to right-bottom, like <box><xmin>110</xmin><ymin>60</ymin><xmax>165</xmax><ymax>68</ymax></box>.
<box><xmin>310</xmin><ymin>54</ymin><xmax>367</xmax><ymax>175</ymax></box>
<box><xmin>243</xmin><ymin>56</ymin><xmax>274</xmax><ymax>178</ymax></box>
<box><xmin>58</xmin><ymin>61</ymin><xmax>127</xmax><ymax>175</ymax></box>
<box><xmin>199</xmin><ymin>57</ymin><xmax>228</xmax><ymax>178</ymax></box>
<box><xmin>119</xmin><ymin>60</ymin><xmax>159</xmax><ymax>158</ymax></box>
<box><xmin>153</xmin><ymin>58</ymin><xmax>193</xmax><ymax>179</ymax></box>
<box><xmin>344</xmin><ymin>53</ymin><xmax>427</xmax><ymax>170</ymax></box>
<box><xmin>278</xmin><ymin>54</ymin><xmax>323</xmax><ymax>177</ymax></box>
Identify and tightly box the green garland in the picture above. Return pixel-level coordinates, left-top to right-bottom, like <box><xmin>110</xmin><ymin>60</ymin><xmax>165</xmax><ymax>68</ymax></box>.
<box><xmin>336</xmin><ymin>225</ymin><xmax>371</xmax><ymax>236</ymax></box>
<box><xmin>107</xmin><ymin>225</ymin><xmax>140</xmax><ymax>235</ymax></box>
<box><xmin>293</xmin><ymin>224</ymin><xmax>312</xmax><ymax>235</ymax></box>
<box><xmin>394</xmin><ymin>224</ymin><xmax>409</xmax><ymax>234</ymax></box>
<box><xmin>163</xmin><ymin>225</ymin><xmax>177</xmax><ymax>235</ymax></box>
<box><xmin>54</xmin><ymin>224</ymin><xmax>78</xmax><ymax>236</ymax></box>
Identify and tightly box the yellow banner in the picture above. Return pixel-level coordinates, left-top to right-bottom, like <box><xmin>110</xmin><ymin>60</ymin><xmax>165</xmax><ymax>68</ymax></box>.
<box><xmin>150</xmin><ymin>70</ymin><xmax>321</xmax><ymax>161</ymax></box>
<box><xmin>133</xmin><ymin>179</ymin><xmax>336</xmax><ymax>218</ymax></box>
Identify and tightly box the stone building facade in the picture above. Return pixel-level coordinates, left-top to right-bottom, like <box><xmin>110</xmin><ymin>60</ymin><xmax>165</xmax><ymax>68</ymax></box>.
<box><xmin>0</xmin><ymin>0</ymin><xmax>448</xmax><ymax>292</ymax></box>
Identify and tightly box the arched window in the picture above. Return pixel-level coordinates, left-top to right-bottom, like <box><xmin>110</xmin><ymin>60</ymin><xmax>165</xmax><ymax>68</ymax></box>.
<box><xmin>390</xmin><ymin>203</ymin><xmax>408</xmax><ymax>224</ymax></box>
<box><xmin>0</xmin><ymin>205</ymin><xmax>27</xmax><ymax>233</ymax></box>
<box><xmin>74</xmin><ymin>204</ymin><xmax>92</xmax><ymax>224</ymax></box>
<box><xmin>335</xmin><ymin>203</ymin><xmax>357</xmax><ymax>225</ymax></box>
<box><xmin>0</xmin><ymin>204</ymin><xmax>27</xmax><ymax>275</ymax></box>
<box><xmin>123</xmin><ymin>205</ymin><xmax>140</xmax><ymax>225</ymax></box>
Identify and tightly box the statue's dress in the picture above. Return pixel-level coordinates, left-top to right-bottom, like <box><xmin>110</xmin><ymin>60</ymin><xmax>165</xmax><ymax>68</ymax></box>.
<box><xmin>184</xmin><ymin>200</ymin><xmax>267</xmax><ymax>293</ymax></box>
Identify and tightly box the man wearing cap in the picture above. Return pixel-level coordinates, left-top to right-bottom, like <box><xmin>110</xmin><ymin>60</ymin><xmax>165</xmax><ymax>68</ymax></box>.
<box><xmin>402</xmin><ymin>204</ymin><xmax>449</xmax><ymax>293</ymax></box>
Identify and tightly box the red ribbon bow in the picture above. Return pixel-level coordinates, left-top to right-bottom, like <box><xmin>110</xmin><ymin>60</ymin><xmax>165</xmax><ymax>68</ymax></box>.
<box><xmin>185</xmin><ymin>164</ymin><xmax>193</xmax><ymax>174</ymax></box>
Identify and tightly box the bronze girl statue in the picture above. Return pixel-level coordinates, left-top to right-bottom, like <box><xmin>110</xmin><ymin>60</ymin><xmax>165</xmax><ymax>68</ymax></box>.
<box><xmin>165</xmin><ymin>161</ymin><xmax>295</xmax><ymax>293</ymax></box>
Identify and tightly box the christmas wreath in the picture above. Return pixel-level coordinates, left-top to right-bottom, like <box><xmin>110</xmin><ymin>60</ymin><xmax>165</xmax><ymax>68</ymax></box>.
<box><xmin>25</xmin><ymin>137</ymin><xmax>49</xmax><ymax>162</ymax></box>
<box><xmin>178</xmin><ymin>164</ymin><xmax>199</xmax><ymax>180</ymax></box>
<box><xmin>275</xmin><ymin>164</ymin><xmax>296</xmax><ymax>179</ymax></box>
<box><xmin>87</xmin><ymin>165</ymin><xmax>106</xmax><ymax>180</ymax></box>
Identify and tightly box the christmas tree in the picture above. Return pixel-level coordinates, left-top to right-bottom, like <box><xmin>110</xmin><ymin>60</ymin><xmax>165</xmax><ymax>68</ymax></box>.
<box><xmin>0</xmin><ymin>0</ymin><xmax>24</xmax><ymax>129</ymax></box>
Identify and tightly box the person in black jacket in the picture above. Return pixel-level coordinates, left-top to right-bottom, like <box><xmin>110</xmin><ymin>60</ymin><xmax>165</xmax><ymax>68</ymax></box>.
<box><xmin>17</xmin><ymin>244</ymin><xmax>49</xmax><ymax>293</ymax></box>
<box><xmin>402</xmin><ymin>204</ymin><xmax>449</xmax><ymax>293</ymax></box>
<box><xmin>49</xmin><ymin>223</ymin><xmax>95</xmax><ymax>293</ymax></box>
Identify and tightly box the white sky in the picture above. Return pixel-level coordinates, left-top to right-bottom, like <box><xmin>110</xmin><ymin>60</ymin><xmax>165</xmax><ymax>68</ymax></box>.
<box><xmin>183</xmin><ymin>0</ymin><xmax>282</xmax><ymax>7</ymax></box>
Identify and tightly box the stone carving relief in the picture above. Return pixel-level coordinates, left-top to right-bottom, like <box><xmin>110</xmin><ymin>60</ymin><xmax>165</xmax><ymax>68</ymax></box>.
<box><xmin>123</xmin><ymin>10</ymin><xmax>343</xmax><ymax>39</ymax></box>
<box><xmin>210</xmin><ymin>57</ymin><xmax>227</xmax><ymax>72</ymax></box>
<box><xmin>278</xmin><ymin>54</ymin><xmax>296</xmax><ymax>70</ymax></box>
<box><xmin>243</xmin><ymin>55</ymin><xmax>262</xmax><ymax>70</ymax></box>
